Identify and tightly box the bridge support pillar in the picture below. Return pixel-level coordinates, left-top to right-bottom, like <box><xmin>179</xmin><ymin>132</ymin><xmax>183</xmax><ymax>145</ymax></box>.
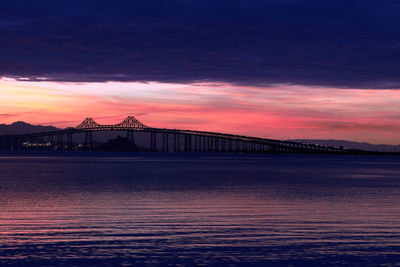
<box><xmin>11</xmin><ymin>137</ymin><xmax>17</xmax><ymax>150</ymax></box>
<box><xmin>17</xmin><ymin>137</ymin><xmax>22</xmax><ymax>150</ymax></box>
<box><xmin>127</xmin><ymin>130</ymin><xmax>135</xmax><ymax>145</ymax></box>
<box><xmin>67</xmin><ymin>133</ymin><xmax>73</xmax><ymax>151</ymax></box>
<box><xmin>162</xmin><ymin>133</ymin><xmax>169</xmax><ymax>152</ymax></box>
<box><xmin>7</xmin><ymin>137</ymin><xmax>13</xmax><ymax>150</ymax></box>
<box><xmin>39</xmin><ymin>136</ymin><xmax>44</xmax><ymax>150</ymax></box>
<box><xmin>3</xmin><ymin>137</ymin><xmax>8</xmax><ymax>150</ymax></box>
<box><xmin>197</xmin><ymin>136</ymin><xmax>201</xmax><ymax>152</ymax></box>
<box><xmin>184</xmin><ymin>135</ymin><xmax>187</xmax><ymax>152</ymax></box>
<box><xmin>0</xmin><ymin>137</ymin><xmax>6</xmax><ymax>150</ymax></box>
<box><xmin>174</xmin><ymin>134</ymin><xmax>180</xmax><ymax>152</ymax></box>
<box><xmin>57</xmin><ymin>135</ymin><xmax>63</xmax><ymax>150</ymax></box>
<box><xmin>194</xmin><ymin>135</ymin><xmax>199</xmax><ymax>152</ymax></box>
<box><xmin>243</xmin><ymin>142</ymin><xmax>248</xmax><ymax>153</ymax></box>
<box><xmin>84</xmin><ymin>131</ymin><xmax>94</xmax><ymax>150</ymax></box>
<box><xmin>221</xmin><ymin>139</ymin><xmax>226</xmax><ymax>153</ymax></box>
<box><xmin>198</xmin><ymin>136</ymin><xmax>202</xmax><ymax>152</ymax></box>
<box><xmin>228</xmin><ymin>140</ymin><xmax>232</xmax><ymax>153</ymax></box>
<box><xmin>38</xmin><ymin>136</ymin><xmax>44</xmax><ymax>150</ymax></box>
<box><xmin>150</xmin><ymin>132</ymin><xmax>157</xmax><ymax>151</ymax></box>
<box><xmin>28</xmin><ymin>137</ymin><xmax>33</xmax><ymax>150</ymax></box>
<box><xmin>48</xmin><ymin>135</ymin><xmax>54</xmax><ymax>150</ymax></box>
<box><xmin>207</xmin><ymin>136</ymin><xmax>213</xmax><ymax>153</ymax></box>
<box><xmin>184</xmin><ymin>134</ymin><xmax>192</xmax><ymax>152</ymax></box>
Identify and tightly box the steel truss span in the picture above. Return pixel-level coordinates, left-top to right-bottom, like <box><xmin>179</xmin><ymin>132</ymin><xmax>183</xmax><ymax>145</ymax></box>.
<box><xmin>0</xmin><ymin>115</ymin><xmax>365</xmax><ymax>154</ymax></box>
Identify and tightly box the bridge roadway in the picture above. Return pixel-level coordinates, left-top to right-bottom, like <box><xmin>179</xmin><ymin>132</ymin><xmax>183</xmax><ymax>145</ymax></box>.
<box><xmin>0</xmin><ymin>116</ymin><xmax>361</xmax><ymax>154</ymax></box>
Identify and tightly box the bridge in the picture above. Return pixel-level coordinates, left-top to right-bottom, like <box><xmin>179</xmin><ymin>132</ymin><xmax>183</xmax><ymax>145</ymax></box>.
<box><xmin>0</xmin><ymin>115</ymin><xmax>362</xmax><ymax>154</ymax></box>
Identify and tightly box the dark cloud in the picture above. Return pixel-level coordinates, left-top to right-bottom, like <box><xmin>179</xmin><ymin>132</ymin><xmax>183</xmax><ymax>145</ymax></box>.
<box><xmin>308</xmin><ymin>120</ymin><xmax>400</xmax><ymax>131</ymax></box>
<box><xmin>0</xmin><ymin>113</ymin><xmax>17</xmax><ymax>118</ymax></box>
<box><xmin>1</xmin><ymin>0</ymin><xmax>400</xmax><ymax>88</ymax></box>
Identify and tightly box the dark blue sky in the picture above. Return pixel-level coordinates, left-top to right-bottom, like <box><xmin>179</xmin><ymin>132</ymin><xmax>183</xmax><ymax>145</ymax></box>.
<box><xmin>1</xmin><ymin>0</ymin><xmax>400</xmax><ymax>88</ymax></box>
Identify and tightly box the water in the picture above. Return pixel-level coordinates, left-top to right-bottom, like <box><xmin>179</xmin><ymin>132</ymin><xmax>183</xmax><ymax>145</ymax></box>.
<box><xmin>0</xmin><ymin>153</ymin><xmax>400</xmax><ymax>266</ymax></box>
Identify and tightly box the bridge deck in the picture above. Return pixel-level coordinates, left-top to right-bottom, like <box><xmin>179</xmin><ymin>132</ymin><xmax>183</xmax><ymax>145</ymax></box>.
<box><xmin>0</xmin><ymin>116</ymin><xmax>368</xmax><ymax>154</ymax></box>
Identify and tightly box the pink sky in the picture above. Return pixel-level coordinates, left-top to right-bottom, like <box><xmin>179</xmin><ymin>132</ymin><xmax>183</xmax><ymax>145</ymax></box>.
<box><xmin>1</xmin><ymin>78</ymin><xmax>400</xmax><ymax>144</ymax></box>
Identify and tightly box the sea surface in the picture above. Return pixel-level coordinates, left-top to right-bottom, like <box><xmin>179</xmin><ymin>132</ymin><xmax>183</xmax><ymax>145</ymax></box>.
<box><xmin>0</xmin><ymin>152</ymin><xmax>400</xmax><ymax>266</ymax></box>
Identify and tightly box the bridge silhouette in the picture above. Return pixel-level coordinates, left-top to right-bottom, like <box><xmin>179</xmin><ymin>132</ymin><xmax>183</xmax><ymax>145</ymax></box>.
<box><xmin>0</xmin><ymin>115</ymin><xmax>361</xmax><ymax>154</ymax></box>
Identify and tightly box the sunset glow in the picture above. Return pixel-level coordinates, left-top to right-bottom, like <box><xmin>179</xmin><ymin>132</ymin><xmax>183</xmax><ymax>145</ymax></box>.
<box><xmin>1</xmin><ymin>78</ymin><xmax>400</xmax><ymax>144</ymax></box>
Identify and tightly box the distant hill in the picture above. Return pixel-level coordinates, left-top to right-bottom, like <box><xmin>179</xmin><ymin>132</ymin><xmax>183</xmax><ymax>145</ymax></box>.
<box><xmin>288</xmin><ymin>139</ymin><xmax>400</xmax><ymax>153</ymax></box>
<box><xmin>0</xmin><ymin>121</ymin><xmax>60</xmax><ymax>135</ymax></box>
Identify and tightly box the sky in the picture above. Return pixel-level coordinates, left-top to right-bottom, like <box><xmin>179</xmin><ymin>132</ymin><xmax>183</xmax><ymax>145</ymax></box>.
<box><xmin>1</xmin><ymin>0</ymin><xmax>400</xmax><ymax>144</ymax></box>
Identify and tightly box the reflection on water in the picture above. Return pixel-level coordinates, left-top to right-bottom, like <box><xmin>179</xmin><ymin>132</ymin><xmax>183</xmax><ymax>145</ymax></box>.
<box><xmin>0</xmin><ymin>153</ymin><xmax>400</xmax><ymax>266</ymax></box>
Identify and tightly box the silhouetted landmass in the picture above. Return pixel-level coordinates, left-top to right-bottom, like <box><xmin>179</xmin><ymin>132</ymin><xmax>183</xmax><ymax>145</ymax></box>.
<box><xmin>97</xmin><ymin>136</ymin><xmax>139</xmax><ymax>152</ymax></box>
<box><xmin>0</xmin><ymin>121</ymin><xmax>60</xmax><ymax>135</ymax></box>
<box><xmin>289</xmin><ymin>139</ymin><xmax>400</xmax><ymax>153</ymax></box>
<box><xmin>1</xmin><ymin>121</ymin><xmax>128</xmax><ymax>141</ymax></box>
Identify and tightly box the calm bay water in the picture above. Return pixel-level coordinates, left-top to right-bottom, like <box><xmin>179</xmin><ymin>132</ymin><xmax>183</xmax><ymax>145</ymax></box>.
<box><xmin>0</xmin><ymin>153</ymin><xmax>400</xmax><ymax>266</ymax></box>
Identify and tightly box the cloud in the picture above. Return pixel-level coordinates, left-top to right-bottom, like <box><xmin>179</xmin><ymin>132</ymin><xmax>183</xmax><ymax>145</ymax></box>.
<box><xmin>0</xmin><ymin>0</ymin><xmax>400</xmax><ymax>88</ymax></box>
<box><xmin>305</xmin><ymin>120</ymin><xmax>400</xmax><ymax>132</ymax></box>
<box><xmin>0</xmin><ymin>113</ymin><xmax>16</xmax><ymax>118</ymax></box>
